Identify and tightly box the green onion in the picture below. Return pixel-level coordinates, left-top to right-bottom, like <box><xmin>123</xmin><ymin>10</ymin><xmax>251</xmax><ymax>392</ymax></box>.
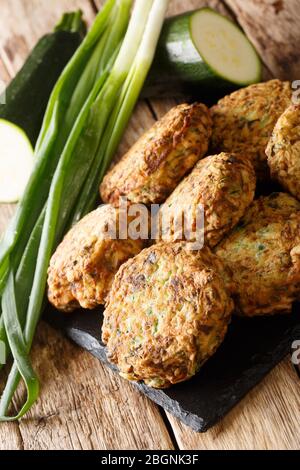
<box><xmin>0</xmin><ymin>272</ymin><xmax>39</xmax><ymax>421</ymax></box>
<box><xmin>0</xmin><ymin>0</ymin><xmax>116</xmax><ymax>271</ymax></box>
<box><xmin>0</xmin><ymin>0</ymin><xmax>119</xmax><ymax>368</ymax></box>
<box><xmin>0</xmin><ymin>0</ymin><xmax>169</xmax><ymax>421</ymax></box>
<box><xmin>0</xmin><ymin>0</ymin><xmax>132</xmax><ymax>406</ymax></box>
<box><xmin>73</xmin><ymin>0</ymin><xmax>170</xmax><ymax>222</ymax></box>
<box><xmin>0</xmin><ymin>0</ymin><xmax>132</xmax><ymax>418</ymax></box>
<box><xmin>102</xmin><ymin>0</ymin><xmax>170</xmax><ymax>178</ymax></box>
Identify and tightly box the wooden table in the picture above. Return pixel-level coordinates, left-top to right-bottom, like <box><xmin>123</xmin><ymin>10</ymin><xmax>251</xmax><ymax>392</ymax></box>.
<box><xmin>0</xmin><ymin>0</ymin><xmax>300</xmax><ymax>451</ymax></box>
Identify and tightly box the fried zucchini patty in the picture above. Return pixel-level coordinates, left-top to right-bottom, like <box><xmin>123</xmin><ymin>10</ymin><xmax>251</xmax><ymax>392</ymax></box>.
<box><xmin>102</xmin><ymin>243</ymin><xmax>233</xmax><ymax>388</ymax></box>
<box><xmin>211</xmin><ymin>80</ymin><xmax>291</xmax><ymax>180</ymax></box>
<box><xmin>157</xmin><ymin>152</ymin><xmax>256</xmax><ymax>248</ymax></box>
<box><xmin>100</xmin><ymin>103</ymin><xmax>212</xmax><ymax>205</ymax></box>
<box><xmin>215</xmin><ymin>193</ymin><xmax>300</xmax><ymax>317</ymax></box>
<box><xmin>48</xmin><ymin>205</ymin><xmax>145</xmax><ymax>311</ymax></box>
<box><xmin>267</xmin><ymin>104</ymin><xmax>300</xmax><ymax>200</ymax></box>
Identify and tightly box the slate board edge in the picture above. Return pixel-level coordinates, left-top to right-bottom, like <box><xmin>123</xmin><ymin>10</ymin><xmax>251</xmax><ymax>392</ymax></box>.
<box><xmin>52</xmin><ymin>323</ymin><xmax>296</xmax><ymax>433</ymax></box>
<box><xmin>66</xmin><ymin>328</ymin><xmax>206</xmax><ymax>432</ymax></box>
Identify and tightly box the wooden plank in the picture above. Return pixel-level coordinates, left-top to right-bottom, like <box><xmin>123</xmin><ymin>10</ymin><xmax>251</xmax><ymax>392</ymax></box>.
<box><xmin>167</xmin><ymin>358</ymin><xmax>300</xmax><ymax>450</ymax></box>
<box><xmin>1</xmin><ymin>0</ymin><xmax>299</xmax><ymax>451</ymax></box>
<box><xmin>225</xmin><ymin>0</ymin><xmax>300</xmax><ymax>80</ymax></box>
<box><xmin>167</xmin><ymin>0</ymin><xmax>230</xmax><ymax>17</ymax></box>
<box><xmin>0</xmin><ymin>422</ymin><xmax>24</xmax><ymax>450</ymax></box>
<box><xmin>11</xmin><ymin>322</ymin><xmax>173</xmax><ymax>450</ymax></box>
<box><xmin>0</xmin><ymin>368</ymin><xmax>23</xmax><ymax>450</ymax></box>
<box><xmin>0</xmin><ymin>53</ymin><xmax>16</xmax><ymax>231</ymax></box>
<box><xmin>0</xmin><ymin>0</ymin><xmax>173</xmax><ymax>451</ymax></box>
<box><xmin>0</xmin><ymin>0</ymin><xmax>95</xmax><ymax>76</ymax></box>
<box><xmin>121</xmin><ymin>0</ymin><xmax>298</xmax><ymax>450</ymax></box>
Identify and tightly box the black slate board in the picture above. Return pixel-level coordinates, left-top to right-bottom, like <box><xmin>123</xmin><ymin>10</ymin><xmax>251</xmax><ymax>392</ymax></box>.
<box><xmin>45</xmin><ymin>303</ymin><xmax>300</xmax><ymax>433</ymax></box>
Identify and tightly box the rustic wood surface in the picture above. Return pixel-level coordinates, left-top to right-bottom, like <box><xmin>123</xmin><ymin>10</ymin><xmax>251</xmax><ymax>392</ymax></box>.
<box><xmin>226</xmin><ymin>0</ymin><xmax>300</xmax><ymax>80</ymax></box>
<box><xmin>0</xmin><ymin>0</ymin><xmax>299</xmax><ymax>450</ymax></box>
<box><xmin>1</xmin><ymin>323</ymin><xmax>174</xmax><ymax>450</ymax></box>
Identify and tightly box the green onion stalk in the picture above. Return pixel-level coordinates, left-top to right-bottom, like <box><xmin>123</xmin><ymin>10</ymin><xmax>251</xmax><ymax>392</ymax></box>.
<box><xmin>0</xmin><ymin>0</ymin><xmax>132</xmax><ymax>417</ymax></box>
<box><xmin>0</xmin><ymin>0</ymin><xmax>124</xmax><ymax>367</ymax></box>
<box><xmin>0</xmin><ymin>0</ymin><xmax>115</xmax><ymax>269</ymax></box>
<box><xmin>76</xmin><ymin>0</ymin><xmax>170</xmax><ymax>218</ymax></box>
<box><xmin>0</xmin><ymin>0</ymin><xmax>169</xmax><ymax>421</ymax></box>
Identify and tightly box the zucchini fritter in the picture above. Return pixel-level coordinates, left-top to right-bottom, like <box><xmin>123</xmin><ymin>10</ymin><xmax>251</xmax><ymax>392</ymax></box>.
<box><xmin>48</xmin><ymin>205</ymin><xmax>145</xmax><ymax>312</ymax></box>
<box><xmin>267</xmin><ymin>104</ymin><xmax>300</xmax><ymax>201</ymax></box>
<box><xmin>102</xmin><ymin>243</ymin><xmax>233</xmax><ymax>388</ymax></box>
<box><xmin>100</xmin><ymin>103</ymin><xmax>212</xmax><ymax>205</ymax></box>
<box><xmin>211</xmin><ymin>80</ymin><xmax>291</xmax><ymax>180</ymax></box>
<box><xmin>215</xmin><ymin>193</ymin><xmax>300</xmax><ymax>317</ymax></box>
<box><xmin>157</xmin><ymin>152</ymin><xmax>256</xmax><ymax>248</ymax></box>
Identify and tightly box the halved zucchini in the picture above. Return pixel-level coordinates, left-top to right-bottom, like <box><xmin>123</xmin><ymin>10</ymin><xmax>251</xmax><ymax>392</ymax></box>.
<box><xmin>146</xmin><ymin>8</ymin><xmax>262</xmax><ymax>96</ymax></box>
<box><xmin>0</xmin><ymin>119</ymin><xmax>34</xmax><ymax>203</ymax></box>
<box><xmin>190</xmin><ymin>8</ymin><xmax>261</xmax><ymax>85</ymax></box>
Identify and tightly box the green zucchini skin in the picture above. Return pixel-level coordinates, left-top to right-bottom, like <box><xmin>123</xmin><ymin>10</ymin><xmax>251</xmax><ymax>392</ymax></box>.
<box><xmin>0</xmin><ymin>30</ymin><xmax>82</xmax><ymax>145</ymax></box>
<box><xmin>144</xmin><ymin>9</ymin><xmax>260</xmax><ymax>100</ymax></box>
<box><xmin>146</xmin><ymin>11</ymin><xmax>231</xmax><ymax>98</ymax></box>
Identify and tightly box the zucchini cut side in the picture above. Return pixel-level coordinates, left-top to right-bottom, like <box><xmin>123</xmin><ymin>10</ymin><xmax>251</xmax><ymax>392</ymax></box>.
<box><xmin>146</xmin><ymin>7</ymin><xmax>262</xmax><ymax>98</ymax></box>
<box><xmin>190</xmin><ymin>9</ymin><xmax>261</xmax><ymax>86</ymax></box>
<box><xmin>0</xmin><ymin>119</ymin><xmax>34</xmax><ymax>203</ymax></box>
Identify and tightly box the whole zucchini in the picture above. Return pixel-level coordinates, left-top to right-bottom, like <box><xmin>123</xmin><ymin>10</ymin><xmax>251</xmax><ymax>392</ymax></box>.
<box><xmin>0</xmin><ymin>11</ymin><xmax>86</xmax><ymax>145</ymax></box>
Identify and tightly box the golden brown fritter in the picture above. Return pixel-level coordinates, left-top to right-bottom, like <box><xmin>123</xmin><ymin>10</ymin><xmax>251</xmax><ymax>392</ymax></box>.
<box><xmin>211</xmin><ymin>80</ymin><xmax>292</xmax><ymax>180</ymax></box>
<box><xmin>48</xmin><ymin>205</ymin><xmax>146</xmax><ymax>312</ymax></box>
<box><xmin>100</xmin><ymin>103</ymin><xmax>212</xmax><ymax>206</ymax></box>
<box><xmin>156</xmin><ymin>152</ymin><xmax>256</xmax><ymax>248</ymax></box>
<box><xmin>102</xmin><ymin>243</ymin><xmax>233</xmax><ymax>389</ymax></box>
<box><xmin>215</xmin><ymin>193</ymin><xmax>300</xmax><ymax>317</ymax></box>
<box><xmin>266</xmin><ymin>104</ymin><xmax>300</xmax><ymax>200</ymax></box>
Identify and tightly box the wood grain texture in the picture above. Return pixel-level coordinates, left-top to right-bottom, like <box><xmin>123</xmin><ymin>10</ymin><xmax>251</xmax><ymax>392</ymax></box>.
<box><xmin>0</xmin><ymin>47</ymin><xmax>20</xmax><ymax>250</ymax></box>
<box><xmin>0</xmin><ymin>0</ymin><xmax>173</xmax><ymax>451</ymax></box>
<box><xmin>167</xmin><ymin>357</ymin><xmax>300</xmax><ymax>450</ymax></box>
<box><xmin>0</xmin><ymin>0</ymin><xmax>95</xmax><ymax>76</ymax></box>
<box><xmin>8</xmin><ymin>323</ymin><xmax>173</xmax><ymax>450</ymax></box>
<box><xmin>0</xmin><ymin>322</ymin><xmax>174</xmax><ymax>450</ymax></box>
<box><xmin>117</xmin><ymin>0</ymin><xmax>299</xmax><ymax>450</ymax></box>
<box><xmin>0</xmin><ymin>57</ymin><xmax>16</xmax><ymax>230</ymax></box>
<box><xmin>226</xmin><ymin>0</ymin><xmax>300</xmax><ymax>80</ymax></box>
<box><xmin>0</xmin><ymin>366</ymin><xmax>23</xmax><ymax>450</ymax></box>
<box><xmin>0</xmin><ymin>422</ymin><xmax>24</xmax><ymax>450</ymax></box>
<box><xmin>0</xmin><ymin>0</ymin><xmax>300</xmax><ymax>451</ymax></box>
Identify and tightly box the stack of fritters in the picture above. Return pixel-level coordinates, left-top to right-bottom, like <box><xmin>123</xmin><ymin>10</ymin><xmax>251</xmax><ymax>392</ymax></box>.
<box><xmin>211</xmin><ymin>79</ymin><xmax>292</xmax><ymax>180</ymax></box>
<box><xmin>266</xmin><ymin>104</ymin><xmax>300</xmax><ymax>200</ymax></box>
<box><xmin>100</xmin><ymin>103</ymin><xmax>212</xmax><ymax>205</ymax></box>
<box><xmin>216</xmin><ymin>193</ymin><xmax>300</xmax><ymax>317</ymax></box>
<box><xmin>48</xmin><ymin>79</ymin><xmax>300</xmax><ymax>389</ymax></box>
<box><xmin>48</xmin><ymin>205</ymin><xmax>146</xmax><ymax>311</ymax></box>
<box><xmin>156</xmin><ymin>152</ymin><xmax>256</xmax><ymax>248</ymax></box>
<box><xmin>103</xmin><ymin>243</ymin><xmax>233</xmax><ymax>388</ymax></box>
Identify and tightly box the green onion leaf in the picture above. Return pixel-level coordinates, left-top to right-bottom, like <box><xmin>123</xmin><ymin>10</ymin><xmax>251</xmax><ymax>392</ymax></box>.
<box><xmin>0</xmin><ymin>0</ymin><xmax>169</xmax><ymax>421</ymax></box>
<box><xmin>0</xmin><ymin>272</ymin><xmax>39</xmax><ymax>420</ymax></box>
